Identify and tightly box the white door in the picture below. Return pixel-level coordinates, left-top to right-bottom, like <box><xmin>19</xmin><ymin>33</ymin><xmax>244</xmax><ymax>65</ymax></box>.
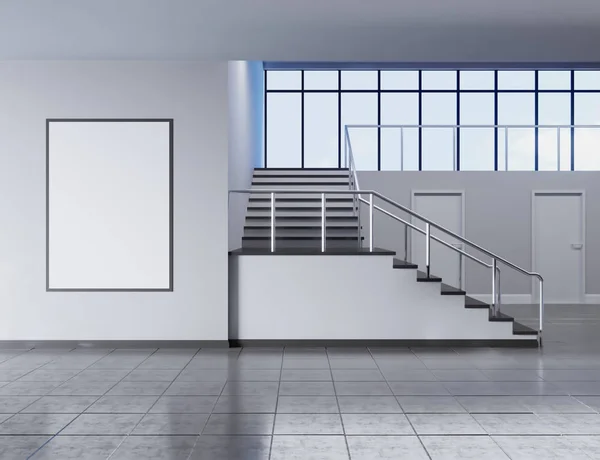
<box><xmin>411</xmin><ymin>192</ymin><xmax>464</xmax><ymax>288</ymax></box>
<box><xmin>533</xmin><ymin>192</ymin><xmax>584</xmax><ymax>303</ymax></box>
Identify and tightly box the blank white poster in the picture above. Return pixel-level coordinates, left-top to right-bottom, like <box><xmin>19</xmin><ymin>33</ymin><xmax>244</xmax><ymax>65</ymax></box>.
<box><xmin>47</xmin><ymin>120</ymin><xmax>172</xmax><ymax>290</ymax></box>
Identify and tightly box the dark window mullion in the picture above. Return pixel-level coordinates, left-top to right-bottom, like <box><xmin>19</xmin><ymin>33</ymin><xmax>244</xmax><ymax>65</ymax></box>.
<box><xmin>418</xmin><ymin>70</ymin><xmax>423</xmax><ymax>171</ymax></box>
<box><xmin>377</xmin><ymin>70</ymin><xmax>381</xmax><ymax>171</ymax></box>
<box><xmin>534</xmin><ymin>70</ymin><xmax>539</xmax><ymax>171</ymax></box>
<box><xmin>456</xmin><ymin>71</ymin><xmax>460</xmax><ymax>171</ymax></box>
<box><xmin>301</xmin><ymin>70</ymin><xmax>305</xmax><ymax>168</ymax></box>
<box><xmin>571</xmin><ymin>70</ymin><xmax>575</xmax><ymax>171</ymax></box>
<box><xmin>494</xmin><ymin>70</ymin><xmax>499</xmax><ymax>171</ymax></box>
<box><xmin>338</xmin><ymin>70</ymin><xmax>342</xmax><ymax>169</ymax></box>
<box><xmin>264</xmin><ymin>70</ymin><xmax>268</xmax><ymax>167</ymax></box>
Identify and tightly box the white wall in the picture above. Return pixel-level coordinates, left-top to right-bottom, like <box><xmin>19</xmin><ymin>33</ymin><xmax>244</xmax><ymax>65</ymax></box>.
<box><xmin>230</xmin><ymin>254</ymin><xmax>529</xmax><ymax>341</ymax></box>
<box><xmin>228</xmin><ymin>61</ymin><xmax>264</xmax><ymax>250</ymax></box>
<box><xmin>0</xmin><ymin>61</ymin><xmax>229</xmax><ymax>341</ymax></box>
<box><xmin>359</xmin><ymin>172</ymin><xmax>600</xmax><ymax>298</ymax></box>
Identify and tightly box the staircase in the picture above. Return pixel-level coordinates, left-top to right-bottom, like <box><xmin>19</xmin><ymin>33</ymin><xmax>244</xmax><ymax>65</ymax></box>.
<box><xmin>242</xmin><ymin>168</ymin><xmax>362</xmax><ymax>249</ymax></box>
<box><xmin>236</xmin><ymin>168</ymin><xmax>538</xmax><ymax>343</ymax></box>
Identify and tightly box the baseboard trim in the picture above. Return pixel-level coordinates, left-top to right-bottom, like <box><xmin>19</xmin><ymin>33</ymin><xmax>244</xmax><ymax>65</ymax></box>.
<box><xmin>471</xmin><ymin>294</ymin><xmax>533</xmax><ymax>305</ymax></box>
<box><xmin>0</xmin><ymin>340</ymin><xmax>230</xmax><ymax>349</ymax></box>
<box><xmin>229</xmin><ymin>339</ymin><xmax>538</xmax><ymax>348</ymax></box>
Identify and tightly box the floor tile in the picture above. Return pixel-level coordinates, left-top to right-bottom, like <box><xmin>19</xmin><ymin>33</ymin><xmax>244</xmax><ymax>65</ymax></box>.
<box><xmin>334</xmin><ymin>382</ymin><xmax>392</xmax><ymax>396</ymax></box>
<box><xmin>455</xmin><ymin>396</ymin><xmax>531</xmax><ymax>413</ymax></box>
<box><xmin>213</xmin><ymin>394</ymin><xmax>277</xmax><ymax>413</ymax></box>
<box><xmin>50</xmin><ymin>381</ymin><xmax>114</xmax><ymax>396</ymax></box>
<box><xmin>521</xmin><ymin>395</ymin><xmax>596</xmax><ymax>413</ymax></box>
<box><xmin>150</xmin><ymin>396</ymin><xmax>217</xmax><ymax>413</ymax></box>
<box><xmin>421</xmin><ymin>435</ymin><xmax>510</xmax><ymax>459</ymax></box>
<box><xmin>0</xmin><ymin>435</ymin><xmax>50</xmax><ymax>458</ymax></box>
<box><xmin>337</xmin><ymin>396</ymin><xmax>402</xmax><ymax>413</ymax></box>
<box><xmin>203</xmin><ymin>413</ymin><xmax>274</xmax><ymax>434</ymax></box>
<box><xmin>0</xmin><ymin>395</ymin><xmax>40</xmax><ymax>413</ymax></box>
<box><xmin>22</xmin><ymin>396</ymin><xmax>98</xmax><ymax>414</ymax></box>
<box><xmin>85</xmin><ymin>395</ymin><xmax>158</xmax><ymax>413</ymax></box>
<box><xmin>176</xmin><ymin>369</ymin><xmax>229</xmax><ymax>382</ymax></box>
<box><xmin>492</xmin><ymin>435</ymin><xmax>591</xmax><ymax>459</ymax></box>
<box><xmin>274</xmin><ymin>413</ymin><xmax>343</xmax><ymax>434</ymax></box>
<box><xmin>221</xmin><ymin>381</ymin><xmax>279</xmax><ymax>395</ymax></box>
<box><xmin>227</xmin><ymin>369</ymin><xmax>281</xmax><ymax>381</ymax></box>
<box><xmin>61</xmin><ymin>413</ymin><xmax>142</xmax><ymax>435</ymax></box>
<box><xmin>280</xmin><ymin>381</ymin><xmax>335</xmax><ymax>396</ymax></box>
<box><xmin>281</xmin><ymin>369</ymin><xmax>333</xmax><ymax>381</ymax></box>
<box><xmin>564</xmin><ymin>435</ymin><xmax>600</xmax><ymax>460</ymax></box>
<box><xmin>133</xmin><ymin>413</ymin><xmax>209</xmax><ymax>435</ymax></box>
<box><xmin>18</xmin><ymin>369</ymin><xmax>81</xmax><ymax>382</ymax></box>
<box><xmin>443</xmin><ymin>381</ymin><xmax>565</xmax><ymax>396</ymax></box>
<box><xmin>347</xmin><ymin>435</ymin><xmax>429</xmax><ymax>459</ymax></box>
<box><xmin>389</xmin><ymin>382</ymin><xmax>450</xmax><ymax>396</ymax></box>
<box><xmin>482</xmin><ymin>370</ymin><xmax>543</xmax><ymax>381</ymax></box>
<box><xmin>110</xmin><ymin>435</ymin><xmax>197</xmax><ymax>460</ymax></box>
<box><xmin>0</xmin><ymin>413</ymin><xmax>77</xmax><ymax>435</ymax></box>
<box><xmin>68</xmin><ymin>369</ymin><xmax>129</xmax><ymax>382</ymax></box>
<box><xmin>538</xmin><ymin>413</ymin><xmax>600</xmax><ymax>434</ymax></box>
<box><xmin>277</xmin><ymin>396</ymin><xmax>340</xmax><ymax>413</ymax></box>
<box><xmin>397</xmin><ymin>396</ymin><xmax>467</xmax><ymax>413</ymax></box>
<box><xmin>329</xmin><ymin>358</ymin><xmax>378</xmax><ymax>369</ymax></box>
<box><xmin>407</xmin><ymin>414</ymin><xmax>486</xmax><ymax>435</ymax></box>
<box><xmin>189</xmin><ymin>435</ymin><xmax>271</xmax><ymax>460</ymax></box>
<box><xmin>123</xmin><ymin>370</ymin><xmax>180</xmax><ymax>382</ymax></box>
<box><xmin>270</xmin><ymin>435</ymin><xmax>349</xmax><ymax>460</ymax></box>
<box><xmin>342</xmin><ymin>413</ymin><xmax>414</xmax><ymax>435</ymax></box>
<box><xmin>165</xmin><ymin>381</ymin><xmax>225</xmax><ymax>396</ymax></box>
<box><xmin>331</xmin><ymin>370</ymin><xmax>384</xmax><ymax>381</ymax></box>
<box><xmin>282</xmin><ymin>358</ymin><xmax>331</xmax><ymax>369</ymax></box>
<box><xmin>432</xmin><ymin>369</ymin><xmax>490</xmax><ymax>381</ymax></box>
<box><xmin>31</xmin><ymin>435</ymin><xmax>124</xmax><ymax>459</ymax></box>
<box><xmin>107</xmin><ymin>381</ymin><xmax>170</xmax><ymax>396</ymax></box>
<box><xmin>379</xmin><ymin>369</ymin><xmax>437</xmax><ymax>381</ymax></box>
<box><xmin>473</xmin><ymin>413</ymin><xmax>560</xmax><ymax>435</ymax></box>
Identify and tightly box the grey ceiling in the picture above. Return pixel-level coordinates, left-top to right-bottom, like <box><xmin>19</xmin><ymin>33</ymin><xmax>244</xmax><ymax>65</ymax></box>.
<box><xmin>1</xmin><ymin>0</ymin><xmax>600</xmax><ymax>62</ymax></box>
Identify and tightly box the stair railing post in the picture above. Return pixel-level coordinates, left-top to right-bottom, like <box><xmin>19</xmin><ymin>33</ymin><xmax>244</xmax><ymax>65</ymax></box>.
<box><xmin>369</xmin><ymin>194</ymin><xmax>374</xmax><ymax>252</ymax></box>
<box><xmin>539</xmin><ymin>279</ymin><xmax>544</xmax><ymax>346</ymax></box>
<box><xmin>321</xmin><ymin>193</ymin><xmax>326</xmax><ymax>253</ymax></box>
<box><xmin>270</xmin><ymin>192</ymin><xmax>275</xmax><ymax>253</ymax></box>
<box><xmin>425</xmin><ymin>223</ymin><xmax>431</xmax><ymax>277</ymax></box>
<box><xmin>497</xmin><ymin>267</ymin><xmax>502</xmax><ymax>310</ymax></box>
<box><xmin>492</xmin><ymin>258</ymin><xmax>497</xmax><ymax>315</ymax></box>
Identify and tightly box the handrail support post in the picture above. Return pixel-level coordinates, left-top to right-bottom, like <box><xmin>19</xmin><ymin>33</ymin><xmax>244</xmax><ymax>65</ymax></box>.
<box><xmin>270</xmin><ymin>192</ymin><xmax>276</xmax><ymax>253</ymax></box>
<box><xmin>321</xmin><ymin>193</ymin><xmax>326</xmax><ymax>253</ymax></box>
<box><xmin>425</xmin><ymin>223</ymin><xmax>431</xmax><ymax>278</ymax></box>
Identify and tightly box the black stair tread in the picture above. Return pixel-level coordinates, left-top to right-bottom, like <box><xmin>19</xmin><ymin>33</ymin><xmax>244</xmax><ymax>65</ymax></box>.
<box><xmin>440</xmin><ymin>283</ymin><xmax>466</xmax><ymax>295</ymax></box>
<box><xmin>489</xmin><ymin>311</ymin><xmax>514</xmax><ymax>322</ymax></box>
<box><xmin>251</xmin><ymin>181</ymin><xmax>349</xmax><ymax>186</ymax></box>
<box><xmin>247</xmin><ymin>207</ymin><xmax>354</xmax><ymax>211</ymax></box>
<box><xmin>464</xmin><ymin>296</ymin><xmax>490</xmax><ymax>309</ymax></box>
<box><xmin>230</xmin><ymin>247</ymin><xmax>395</xmax><ymax>255</ymax></box>
<box><xmin>249</xmin><ymin>197</ymin><xmax>353</xmax><ymax>202</ymax></box>
<box><xmin>253</xmin><ymin>174</ymin><xmax>351</xmax><ymax>179</ymax></box>
<box><xmin>513</xmin><ymin>322</ymin><xmax>538</xmax><ymax>335</ymax></box>
<box><xmin>242</xmin><ymin>236</ymin><xmax>363</xmax><ymax>241</ymax></box>
<box><xmin>392</xmin><ymin>258</ymin><xmax>418</xmax><ymax>269</ymax></box>
<box><xmin>245</xmin><ymin>225</ymin><xmax>359</xmax><ymax>230</ymax></box>
<box><xmin>416</xmin><ymin>270</ymin><xmax>442</xmax><ymax>282</ymax></box>
<box><xmin>246</xmin><ymin>216</ymin><xmax>358</xmax><ymax>221</ymax></box>
<box><xmin>254</xmin><ymin>168</ymin><xmax>349</xmax><ymax>171</ymax></box>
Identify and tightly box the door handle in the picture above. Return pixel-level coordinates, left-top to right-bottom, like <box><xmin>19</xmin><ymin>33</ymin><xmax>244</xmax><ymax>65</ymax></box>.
<box><xmin>571</xmin><ymin>243</ymin><xmax>583</xmax><ymax>250</ymax></box>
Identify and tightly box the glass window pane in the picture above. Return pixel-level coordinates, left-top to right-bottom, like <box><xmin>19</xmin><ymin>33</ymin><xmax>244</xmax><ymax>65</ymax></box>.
<box><xmin>497</xmin><ymin>71</ymin><xmax>535</xmax><ymax>90</ymax></box>
<box><xmin>498</xmin><ymin>93</ymin><xmax>535</xmax><ymax>170</ymax></box>
<box><xmin>380</xmin><ymin>93</ymin><xmax>419</xmax><ymax>170</ymax></box>
<box><xmin>380</xmin><ymin>71</ymin><xmax>419</xmax><ymax>90</ymax></box>
<box><xmin>575</xmin><ymin>71</ymin><xmax>600</xmax><ymax>90</ymax></box>
<box><xmin>266</xmin><ymin>71</ymin><xmax>301</xmax><ymax>90</ymax></box>
<box><xmin>459</xmin><ymin>71</ymin><xmax>494</xmax><ymax>90</ymax></box>
<box><xmin>304</xmin><ymin>71</ymin><xmax>338</xmax><ymax>90</ymax></box>
<box><xmin>342</xmin><ymin>93</ymin><xmax>378</xmax><ymax>170</ymax></box>
<box><xmin>459</xmin><ymin>93</ymin><xmax>494</xmax><ymax>170</ymax></box>
<box><xmin>538</xmin><ymin>71</ymin><xmax>571</xmax><ymax>90</ymax></box>
<box><xmin>341</xmin><ymin>70</ymin><xmax>378</xmax><ymax>90</ymax></box>
<box><xmin>574</xmin><ymin>93</ymin><xmax>600</xmax><ymax>170</ymax></box>
<box><xmin>422</xmin><ymin>93</ymin><xmax>457</xmax><ymax>170</ymax></box>
<box><xmin>266</xmin><ymin>93</ymin><xmax>301</xmax><ymax>167</ymax></box>
<box><xmin>422</xmin><ymin>71</ymin><xmax>456</xmax><ymax>90</ymax></box>
<box><xmin>304</xmin><ymin>93</ymin><xmax>339</xmax><ymax>168</ymax></box>
<box><xmin>539</xmin><ymin>93</ymin><xmax>571</xmax><ymax>171</ymax></box>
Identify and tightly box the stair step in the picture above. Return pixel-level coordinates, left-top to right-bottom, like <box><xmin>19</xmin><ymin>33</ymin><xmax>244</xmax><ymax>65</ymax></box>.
<box><xmin>244</xmin><ymin>229</ymin><xmax>359</xmax><ymax>238</ymax></box>
<box><xmin>247</xmin><ymin>206</ymin><xmax>354</xmax><ymax>212</ymax></box>
<box><xmin>243</xmin><ymin>236</ymin><xmax>362</xmax><ymax>241</ymax></box>
<box><xmin>254</xmin><ymin>168</ymin><xmax>349</xmax><ymax>174</ymax></box>
<box><xmin>249</xmin><ymin>197</ymin><xmax>353</xmax><ymax>203</ymax></box>
<box><xmin>464</xmin><ymin>296</ymin><xmax>490</xmax><ymax>309</ymax></box>
<box><xmin>392</xmin><ymin>258</ymin><xmax>418</xmax><ymax>269</ymax></box>
<box><xmin>231</xmin><ymin>247</ymin><xmax>394</xmax><ymax>255</ymax></box>
<box><xmin>246</xmin><ymin>216</ymin><xmax>358</xmax><ymax>222</ymax></box>
<box><xmin>251</xmin><ymin>182</ymin><xmax>350</xmax><ymax>187</ymax></box>
<box><xmin>440</xmin><ymin>283</ymin><xmax>466</xmax><ymax>296</ymax></box>
<box><xmin>253</xmin><ymin>176</ymin><xmax>350</xmax><ymax>184</ymax></box>
<box><xmin>416</xmin><ymin>270</ymin><xmax>442</xmax><ymax>282</ymax></box>
<box><xmin>489</xmin><ymin>311</ymin><xmax>514</xmax><ymax>322</ymax></box>
<box><xmin>513</xmin><ymin>322</ymin><xmax>538</xmax><ymax>335</ymax></box>
<box><xmin>245</xmin><ymin>225</ymin><xmax>359</xmax><ymax>230</ymax></box>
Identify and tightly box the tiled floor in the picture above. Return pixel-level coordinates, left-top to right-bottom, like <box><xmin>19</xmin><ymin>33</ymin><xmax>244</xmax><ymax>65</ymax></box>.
<box><xmin>2</xmin><ymin>306</ymin><xmax>600</xmax><ymax>458</ymax></box>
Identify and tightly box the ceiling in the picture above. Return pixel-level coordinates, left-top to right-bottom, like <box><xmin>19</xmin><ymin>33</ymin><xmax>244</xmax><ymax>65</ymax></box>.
<box><xmin>1</xmin><ymin>0</ymin><xmax>600</xmax><ymax>62</ymax></box>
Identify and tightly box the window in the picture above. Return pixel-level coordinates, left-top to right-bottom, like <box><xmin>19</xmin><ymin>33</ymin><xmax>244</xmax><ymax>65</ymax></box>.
<box><xmin>264</xmin><ymin>67</ymin><xmax>600</xmax><ymax>171</ymax></box>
